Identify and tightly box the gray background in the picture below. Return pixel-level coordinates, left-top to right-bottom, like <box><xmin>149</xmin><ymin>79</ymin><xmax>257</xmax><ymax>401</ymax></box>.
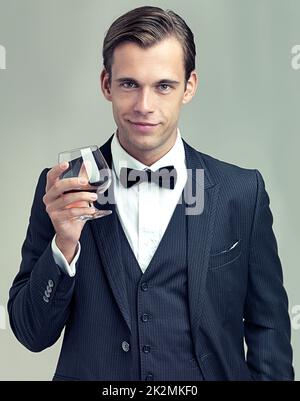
<box><xmin>0</xmin><ymin>0</ymin><xmax>299</xmax><ymax>380</ymax></box>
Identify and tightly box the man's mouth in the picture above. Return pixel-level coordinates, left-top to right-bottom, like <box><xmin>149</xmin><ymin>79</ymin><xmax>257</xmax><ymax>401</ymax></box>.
<box><xmin>129</xmin><ymin>121</ymin><xmax>159</xmax><ymax>126</ymax></box>
<box><xmin>128</xmin><ymin>120</ymin><xmax>160</xmax><ymax>133</ymax></box>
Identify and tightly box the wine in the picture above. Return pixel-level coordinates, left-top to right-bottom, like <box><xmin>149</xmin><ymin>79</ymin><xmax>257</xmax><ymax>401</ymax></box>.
<box><xmin>58</xmin><ymin>146</ymin><xmax>112</xmax><ymax>220</ymax></box>
<box><xmin>63</xmin><ymin>179</ymin><xmax>110</xmax><ymax>195</ymax></box>
<box><xmin>63</xmin><ymin>188</ymin><xmax>97</xmax><ymax>195</ymax></box>
<box><xmin>89</xmin><ymin>178</ymin><xmax>111</xmax><ymax>194</ymax></box>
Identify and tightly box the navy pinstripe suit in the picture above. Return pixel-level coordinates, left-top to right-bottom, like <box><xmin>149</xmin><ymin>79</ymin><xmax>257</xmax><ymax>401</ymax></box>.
<box><xmin>8</xmin><ymin>136</ymin><xmax>294</xmax><ymax>380</ymax></box>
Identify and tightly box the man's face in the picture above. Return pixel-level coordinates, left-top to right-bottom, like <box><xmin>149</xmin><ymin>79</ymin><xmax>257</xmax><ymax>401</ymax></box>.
<box><xmin>101</xmin><ymin>36</ymin><xmax>197</xmax><ymax>164</ymax></box>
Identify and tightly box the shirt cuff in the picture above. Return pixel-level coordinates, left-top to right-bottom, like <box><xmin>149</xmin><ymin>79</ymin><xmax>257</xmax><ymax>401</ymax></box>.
<box><xmin>51</xmin><ymin>235</ymin><xmax>81</xmax><ymax>277</ymax></box>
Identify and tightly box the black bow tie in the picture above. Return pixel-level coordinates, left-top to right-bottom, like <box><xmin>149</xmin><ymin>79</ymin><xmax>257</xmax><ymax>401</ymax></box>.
<box><xmin>119</xmin><ymin>166</ymin><xmax>177</xmax><ymax>189</ymax></box>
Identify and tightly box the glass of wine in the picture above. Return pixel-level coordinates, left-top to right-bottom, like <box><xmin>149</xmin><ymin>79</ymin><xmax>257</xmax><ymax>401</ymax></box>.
<box><xmin>58</xmin><ymin>145</ymin><xmax>112</xmax><ymax>221</ymax></box>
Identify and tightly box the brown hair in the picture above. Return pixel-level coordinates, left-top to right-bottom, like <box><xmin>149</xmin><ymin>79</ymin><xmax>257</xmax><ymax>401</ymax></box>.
<box><xmin>102</xmin><ymin>6</ymin><xmax>196</xmax><ymax>85</ymax></box>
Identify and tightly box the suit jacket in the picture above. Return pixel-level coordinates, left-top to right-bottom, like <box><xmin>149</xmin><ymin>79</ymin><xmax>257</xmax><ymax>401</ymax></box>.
<box><xmin>8</xmin><ymin>136</ymin><xmax>294</xmax><ymax>380</ymax></box>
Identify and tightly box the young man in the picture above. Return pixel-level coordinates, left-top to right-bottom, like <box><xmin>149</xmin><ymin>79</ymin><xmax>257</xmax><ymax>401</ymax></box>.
<box><xmin>8</xmin><ymin>6</ymin><xmax>294</xmax><ymax>381</ymax></box>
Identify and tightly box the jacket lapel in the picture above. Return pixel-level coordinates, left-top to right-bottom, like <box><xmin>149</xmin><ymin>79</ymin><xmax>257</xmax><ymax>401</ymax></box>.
<box><xmin>183</xmin><ymin>141</ymin><xmax>220</xmax><ymax>337</ymax></box>
<box><xmin>89</xmin><ymin>136</ymin><xmax>132</xmax><ymax>332</ymax></box>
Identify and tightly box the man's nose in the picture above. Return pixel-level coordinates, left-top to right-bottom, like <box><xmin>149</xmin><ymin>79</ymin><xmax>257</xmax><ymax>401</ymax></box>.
<box><xmin>133</xmin><ymin>88</ymin><xmax>155</xmax><ymax>114</ymax></box>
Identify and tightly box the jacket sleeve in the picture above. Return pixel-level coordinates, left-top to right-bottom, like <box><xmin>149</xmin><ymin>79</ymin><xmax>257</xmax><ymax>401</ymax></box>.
<box><xmin>7</xmin><ymin>169</ymin><xmax>76</xmax><ymax>352</ymax></box>
<box><xmin>244</xmin><ymin>169</ymin><xmax>294</xmax><ymax>380</ymax></box>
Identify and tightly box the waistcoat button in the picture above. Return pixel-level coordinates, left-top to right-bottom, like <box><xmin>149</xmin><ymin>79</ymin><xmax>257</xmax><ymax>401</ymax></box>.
<box><xmin>142</xmin><ymin>345</ymin><xmax>151</xmax><ymax>353</ymax></box>
<box><xmin>121</xmin><ymin>341</ymin><xmax>130</xmax><ymax>352</ymax></box>
<box><xmin>141</xmin><ymin>313</ymin><xmax>150</xmax><ymax>322</ymax></box>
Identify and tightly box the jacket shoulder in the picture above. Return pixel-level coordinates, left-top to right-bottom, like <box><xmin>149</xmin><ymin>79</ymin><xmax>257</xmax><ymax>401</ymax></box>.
<box><xmin>200</xmin><ymin>150</ymin><xmax>256</xmax><ymax>176</ymax></box>
<box><xmin>197</xmin><ymin>150</ymin><xmax>259</xmax><ymax>188</ymax></box>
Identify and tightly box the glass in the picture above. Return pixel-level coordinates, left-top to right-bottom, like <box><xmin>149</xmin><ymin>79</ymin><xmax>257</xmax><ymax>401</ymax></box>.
<box><xmin>58</xmin><ymin>145</ymin><xmax>112</xmax><ymax>221</ymax></box>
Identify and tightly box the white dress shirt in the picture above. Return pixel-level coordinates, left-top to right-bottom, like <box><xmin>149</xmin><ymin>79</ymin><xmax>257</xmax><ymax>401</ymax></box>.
<box><xmin>52</xmin><ymin>129</ymin><xmax>187</xmax><ymax>275</ymax></box>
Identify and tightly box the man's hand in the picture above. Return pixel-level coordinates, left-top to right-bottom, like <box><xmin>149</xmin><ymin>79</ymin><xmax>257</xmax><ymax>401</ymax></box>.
<box><xmin>43</xmin><ymin>162</ymin><xmax>97</xmax><ymax>262</ymax></box>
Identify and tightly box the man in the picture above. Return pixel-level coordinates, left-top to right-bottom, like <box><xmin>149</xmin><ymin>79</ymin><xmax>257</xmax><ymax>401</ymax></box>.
<box><xmin>8</xmin><ymin>6</ymin><xmax>294</xmax><ymax>381</ymax></box>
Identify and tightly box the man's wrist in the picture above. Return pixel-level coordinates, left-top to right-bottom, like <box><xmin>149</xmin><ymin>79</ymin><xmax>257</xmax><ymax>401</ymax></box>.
<box><xmin>55</xmin><ymin>236</ymin><xmax>78</xmax><ymax>264</ymax></box>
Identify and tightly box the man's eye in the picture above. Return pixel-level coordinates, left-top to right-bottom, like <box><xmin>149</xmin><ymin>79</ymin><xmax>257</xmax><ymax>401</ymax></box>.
<box><xmin>158</xmin><ymin>84</ymin><xmax>171</xmax><ymax>91</ymax></box>
<box><xmin>121</xmin><ymin>82</ymin><xmax>137</xmax><ymax>89</ymax></box>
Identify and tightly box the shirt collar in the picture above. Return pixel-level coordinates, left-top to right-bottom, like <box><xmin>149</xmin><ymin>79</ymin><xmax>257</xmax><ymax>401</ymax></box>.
<box><xmin>111</xmin><ymin>128</ymin><xmax>186</xmax><ymax>180</ymax></box>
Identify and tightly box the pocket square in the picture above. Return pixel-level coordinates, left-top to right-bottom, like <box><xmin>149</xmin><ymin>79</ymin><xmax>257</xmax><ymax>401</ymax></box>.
<box><xmin>209</xmin><ymin>239</ymin><xmax>242</xmax><ymax>269</ymax></box>
<box><xmin>228</xmin><ymin>241</ymin><xmax>239</xmax><ymax>251</ymax></box>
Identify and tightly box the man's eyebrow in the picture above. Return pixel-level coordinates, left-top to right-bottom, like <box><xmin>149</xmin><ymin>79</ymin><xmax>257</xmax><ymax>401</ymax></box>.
<box><xmin>115</xmin><ymin>77</ymin><xmax>180</xmax><ymax>86</ymax></box>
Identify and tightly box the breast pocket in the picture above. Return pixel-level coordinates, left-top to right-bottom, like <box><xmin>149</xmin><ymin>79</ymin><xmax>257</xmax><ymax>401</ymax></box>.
<box><xmin>208</xmin><ymin>239</ymin><xmax>242</xmax><ymax>270</ymax></box>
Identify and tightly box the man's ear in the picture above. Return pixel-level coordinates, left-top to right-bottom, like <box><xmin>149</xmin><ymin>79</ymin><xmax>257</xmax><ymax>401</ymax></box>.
<box><xmin>182</xmin><ymin>70</ymin><xmax>198</xmax><ymax>104</ymax></box>
<box><xmin>100</xmin><ymin>69</ymin><xmax>112</xmax><ymax>101</ymax></box>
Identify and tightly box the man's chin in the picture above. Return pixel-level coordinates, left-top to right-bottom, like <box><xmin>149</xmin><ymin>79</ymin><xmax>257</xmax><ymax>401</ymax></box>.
<box><xmin>118</xmin><ymin>127</ymin><xmax>168</xmax><ymax>153</ymax></box>
<box><xmin>131</xmin><ymin>137</ymin><xmax>162</xmax><ymax>151</ymax></box>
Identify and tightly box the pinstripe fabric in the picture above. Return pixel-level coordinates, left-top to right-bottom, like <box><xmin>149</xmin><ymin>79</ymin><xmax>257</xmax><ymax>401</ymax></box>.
<box><xmin>119</xmin><ymin>199</ymin><xmax>203</xmax><ymax>381</ymax></box>
<box><xmin>7</xmin><ymin>135</ymin><xmax>294</xmax><ymax>380</ymax></box>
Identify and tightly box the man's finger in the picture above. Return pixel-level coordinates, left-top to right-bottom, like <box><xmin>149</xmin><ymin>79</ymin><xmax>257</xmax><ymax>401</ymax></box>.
<box><xmin>46</xmin><ymin>191</ymin><xmax>96</xmax><ymax>212</ymax></box>
<box><xmin>46</xmin><ymin>162</ymin><xmax>69</xmax><ymax>192</ymax></box>
<box><xmin>44</xmin><ymin>176</ymin><xmax>89</xmax><ymax>205</ymax></box>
